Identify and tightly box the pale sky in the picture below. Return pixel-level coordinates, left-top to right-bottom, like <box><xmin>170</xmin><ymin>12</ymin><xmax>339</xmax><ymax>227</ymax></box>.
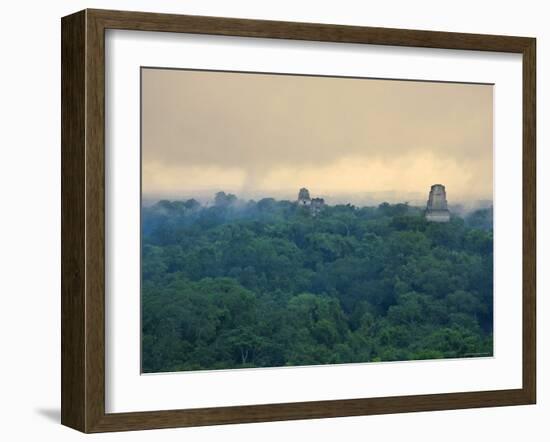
<box><xmin>142</xmin><ymin>68</ymin><xmax>493</xmax><ymax>205</ymax></box>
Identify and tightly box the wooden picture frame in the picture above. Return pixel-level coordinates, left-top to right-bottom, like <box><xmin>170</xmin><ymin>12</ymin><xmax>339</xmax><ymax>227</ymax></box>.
<box><xmin>61</xmin><ymin>8</ymin><xmax>536</xmax><ymax>433</ymax></box>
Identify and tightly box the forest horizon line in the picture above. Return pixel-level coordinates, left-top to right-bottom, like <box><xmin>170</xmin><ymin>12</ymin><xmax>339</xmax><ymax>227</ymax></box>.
<box><xmin>142</xmin><ymin>189</ymin><xmax>493</xmax><ymax>213</ymax></box>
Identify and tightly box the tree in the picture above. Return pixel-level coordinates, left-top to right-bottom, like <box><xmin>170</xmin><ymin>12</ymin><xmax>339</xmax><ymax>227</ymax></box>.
<box><xmin>214</xmin><ymin>191</ymin><xmax>237</xmax><ymax>207</ymax></box>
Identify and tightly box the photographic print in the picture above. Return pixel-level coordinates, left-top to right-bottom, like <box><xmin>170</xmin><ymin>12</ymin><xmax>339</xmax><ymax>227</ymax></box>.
<box><xmin>141</xmin><ymin>68</ymin><xmax>494</xmax><ymax>374</ymax></box>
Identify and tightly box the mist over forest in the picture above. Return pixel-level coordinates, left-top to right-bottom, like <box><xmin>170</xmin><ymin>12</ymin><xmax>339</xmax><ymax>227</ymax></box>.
<box><xmin>142</xmin><ymin>191</ymin><xmax>493</xmax><ymax>213</ymax></box>
<box><xmin>142</xmin><ymin>192</ymin><xmax>493</xmax><ymax>373</ymax></box>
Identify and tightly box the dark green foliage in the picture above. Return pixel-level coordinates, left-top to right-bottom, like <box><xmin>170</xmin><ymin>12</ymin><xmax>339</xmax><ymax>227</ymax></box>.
<box><xmin>142</xmin><ymin>197</ymin><xmax>493</xmax><ymax>372</ymax></box>
<box><xmin>465</xmin><ymin>207</ymin><xmax>493</xmax><ymax>231</ymax></box>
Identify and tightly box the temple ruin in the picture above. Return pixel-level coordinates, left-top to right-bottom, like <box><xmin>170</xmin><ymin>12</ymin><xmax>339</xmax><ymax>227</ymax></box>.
<box><xmin>297</xmin><ymin>188</ymin><xmax>311</xmax><ymax>206</ymax></box>
<box><xmin>311</xmin><ymin>198</ymin><xmax>325</xmax><ymax>215</ymax></box>
<box><xmin>297</xmin><ymin>188</ymin><xmax>325</xmax><ymax>215</ymax></box>
<box><xmin>425</xmin><ymin>184</ymin><xmax>450</xmax><ymax>222</ymax></box>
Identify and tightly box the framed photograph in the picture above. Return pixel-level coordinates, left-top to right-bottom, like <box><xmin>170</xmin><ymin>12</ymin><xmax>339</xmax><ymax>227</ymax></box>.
<box><xmin>61</xmin><ymin>9</ymin><xmax>536</xmax><ymax>433</ymax></box>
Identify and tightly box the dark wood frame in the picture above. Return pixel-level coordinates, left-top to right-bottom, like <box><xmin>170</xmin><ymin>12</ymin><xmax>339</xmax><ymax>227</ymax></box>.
<box><xmin>61</xmin><ymin>8</ymin><xmax>536</xmax><ymax>433</ymax></box>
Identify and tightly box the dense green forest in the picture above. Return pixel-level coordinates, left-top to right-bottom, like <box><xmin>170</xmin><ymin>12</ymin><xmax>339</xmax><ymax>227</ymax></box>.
<box><xmin>142</xmin><ymin>192</ymin><xmax>493</xmax><ymax>373</ymax></box>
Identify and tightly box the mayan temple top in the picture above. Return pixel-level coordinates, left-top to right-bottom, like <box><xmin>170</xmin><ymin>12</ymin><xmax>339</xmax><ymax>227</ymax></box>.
<box><xmin>297</xmin><ymin>188</ymin><xmax>325</xmax><ymax>216</ymax></box>
<box><xmin>297</xmin><ymin>188</ymin><xmax>311</xmax><ymax>206</ymax></box>
<box><xmin>425</xmin><ymin>184</ymin><xmax>450</xmax><ymax>222</ymax></box>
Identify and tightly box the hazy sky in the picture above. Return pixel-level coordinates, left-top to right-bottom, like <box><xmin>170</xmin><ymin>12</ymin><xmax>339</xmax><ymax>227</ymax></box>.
<box><xmin>142</xmin><ymin>68</ymin><xmax>493</xmax><ymax>205</ymax></box>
